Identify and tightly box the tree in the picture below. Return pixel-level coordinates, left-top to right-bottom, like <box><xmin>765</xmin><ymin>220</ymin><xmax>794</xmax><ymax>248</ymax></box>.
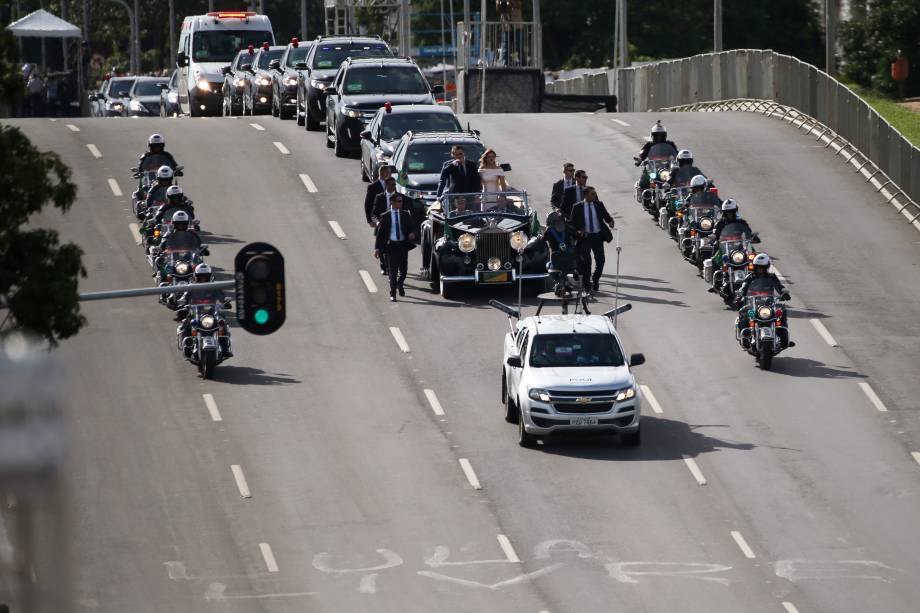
<box><xmin>841</xmin><ymin>0</ymin><xmax>920</xmax><ymax>97</ymax></box>
<box><xmin>0</xmin><ymin>30</ymin><xmax>86</xmax><ymax>347</ymax></box>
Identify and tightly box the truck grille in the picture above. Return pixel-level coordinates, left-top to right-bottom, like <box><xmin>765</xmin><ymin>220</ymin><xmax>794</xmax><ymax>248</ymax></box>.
<box><xmin>554</xmin><ymin>402</ymin><xmax>614</xmax><ymax>414</ymax></box>
<box><xmin>476</xmin><ymin>228</ymin><xmax>512</xmax><ymax>267</ymax></box>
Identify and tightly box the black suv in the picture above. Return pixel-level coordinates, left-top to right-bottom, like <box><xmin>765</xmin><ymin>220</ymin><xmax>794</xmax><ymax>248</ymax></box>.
<box><xmin>221</xmin><ymin>48</ymin><xmax>256</xmax><ymax>116</ymax></box>
<box><xmin>270</xmin><ymin>38</ymin><xmax>314</xmax><ymax>120</ymax></box>
<box><xmin>296</xmin><ymin>36</ymin><xmax>392</xmax><ymax>131</ymax></box>
<box><xmin>325</xmin><ymin>57</ymin><xmax>440</xmax><ymax>158</ymax></box>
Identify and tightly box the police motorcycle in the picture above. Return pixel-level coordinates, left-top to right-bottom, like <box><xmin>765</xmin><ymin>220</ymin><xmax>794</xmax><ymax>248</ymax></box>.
<box><xmin>733</xmin><ymin>256</ymin><xmax>793</xmax><ymax>371</ymax></box>
<box><xmin>131</xmin><ymin>164</ymin><xmax>185</xmax><ymax>221</ymax></box>
<box><xmin>704</xmin><ymin>227</ymin><xmax>760</xmax><ymax>305</ymax></box>
<box><xmin>149</xmin><ymin>214</ymin><xmax>209</xmax><ymax>309</ymax></box>
<box><xmin>678</xmin><ymin>203</ymin><xmax>719</xmax><ymax>271</ymax></box>
<box><xmin>174</xmin><ymin>265</ymin><xmax>233</xmax><ymax>380</ymax></box>
<box><xmin>140</xmin><ymin>188</ymin><xmax>199</xmax><ymax>251</ymax></box>
<box><xmin>660</xmin><ymin>183</ymin><xmax>692</xmax><ymax>237</ymax></box>
<box><xmin>634</xmin><ymin>143</ymin><xmax>678</xmax><ymax>219</ymax></box>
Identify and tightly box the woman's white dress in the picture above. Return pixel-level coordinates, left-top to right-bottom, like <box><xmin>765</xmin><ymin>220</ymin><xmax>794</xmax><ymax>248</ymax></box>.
<box><xmin>479</xmin><ymin>167</ymin><xmax>505</xmax><ymax>208</ymax></box>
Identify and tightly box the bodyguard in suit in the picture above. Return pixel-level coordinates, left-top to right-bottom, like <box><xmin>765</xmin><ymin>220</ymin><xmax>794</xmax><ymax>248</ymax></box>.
<box><xmin>569</xmin><ymin>186</ymin><xmax>615</xmax><ymax>293</ymax></box>
<box><xmin>364</xmin><ymin>165</ymin><xmax>393</xmax><ymax>226</ymax></box>
<box><xmin>550</xmin><ymin>162</ymin><xmax>576</xmax><ymax>210</ymax></box>
<box><xmin>559</xmin><ymin>169</ymin><xmax>589</xmax><ymax>220</ymax></box>
<box><xmin>374</xmin><ymin>193</ymin><xmax>417</xmax><ymax>301</ymax></box>
<box><xmin>436</xmin><ymin>145</ymin><xmax>482</xmax><ymax>198</ymax></box>
<box><xmin>370</xmin><ymin>177</ymin><xmax>400</xmax><ymax>274</ymax></box>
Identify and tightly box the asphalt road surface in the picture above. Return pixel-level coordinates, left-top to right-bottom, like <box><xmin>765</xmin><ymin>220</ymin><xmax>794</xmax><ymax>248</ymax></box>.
<box><xmin>4</xmin><ymin>110</ymin><xmax>920</xmax><ymax>613</ymax></box>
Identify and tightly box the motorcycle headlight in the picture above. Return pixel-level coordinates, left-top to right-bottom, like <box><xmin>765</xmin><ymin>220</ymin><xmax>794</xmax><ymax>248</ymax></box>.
<box><xmin>175</xmin><ymin>262</ymin><xmax>191</xmax><ymax>275</ymax></box>
<box><xmin>196</xmin><ymin>79</ymin><xmax>211</xmax><ymax>92</ymax></box>
<box><xmin>509</xmin><ymin>230</ymin><xmax>527</xmax><ymax>252</ymax></box>
<box><xmin>458</xmin><ymin>233</ymin><xmax>476</xmax><ymax>253</ymax></box>
<box><xmin>259</xmin><ymin>77</ymin><xmax>271</xmax><ymax>86</ymax></box>
<box><xmin>528</xmin><ymin>388</ymin><xmax>551</xmax><ymax>402</ymax></box>
<box><xmin>488</xmin><ymin>257</ymin><xmax>502</xmax><ymax>271</ymax></box>
<box><xmin>283</xmin><ymin>76</ymin><xmax>297</xmax><ymax>87</ymax></box>
<box><xmin>757</xmin><ymin>306</ymin><xmax>774</xmax><ymax>320</ymax></box>
<box><xmin>200</xmin><ymin>315</ymin><xmax>216</xmax><ymax>329</ymax></box>
<box><xmin>730</xmin><ymin>250</ymin><xmax>746</xmax><ymax>265</ymax></box>
<box><xmin>699</xmin><ymin>217</ymin><xmax>713</xmax><ymax>231</ymax></box>
<box><xmin>310</xmin><ymin>79</ymin><xmax>327</xmax><ymax>90</ymax></box>
<box><xmin>660</xmin><ymin>169</ymin><xmax>671</xmax><ymax>181</ymax></box>
<box><xmin>343</xmin><ymin>107</ymin><xmax>360</xmax><ymax>119</ymax></box>
<box><xmin>615</xmin><ymin>387</ymin><xmax>636</xmax><ymax>402</ymax></box>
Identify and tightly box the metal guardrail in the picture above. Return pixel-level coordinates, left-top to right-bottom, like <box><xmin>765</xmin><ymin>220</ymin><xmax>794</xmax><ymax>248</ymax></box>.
<box><xmin>545</xmin><ymin>50</ymin><xmax>920</xmax><ymax>229</ymax></box>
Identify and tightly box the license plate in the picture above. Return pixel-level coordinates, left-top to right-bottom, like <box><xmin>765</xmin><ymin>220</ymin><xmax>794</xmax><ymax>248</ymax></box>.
<box><xmin>201</xmin><ymin>336</ymin><xmax>218</xmax><ymax>348</ymax></box>
<box><xmin>480</xmin><ymin>271</ymin><xmax>511</xmax><ymax>284</ymax></box>
<box><xmin>569</xmin><ymin>416</ymin><xmax>599</xmax><ymax>426</ymax></box>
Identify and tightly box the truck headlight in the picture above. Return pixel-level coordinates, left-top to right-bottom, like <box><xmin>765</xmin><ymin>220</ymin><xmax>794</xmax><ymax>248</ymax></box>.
<box><xmin>458</xmin><ymin>233</ymin><xmax>476</xmax><ymax>253</ymax></box>
<box><xmin>615</xmin><ymin>387</ymin><xmax>635</xmax><ymax>402</ymax></box>
<box><xmin>528</xmin><ymin>388</ymin><xmax>551</xmax><ymax>402</ymax></box>
<box><xmin>196</xmin><ymin>79</ymin><xmax>211</xmax><ymax>91</ymax></box>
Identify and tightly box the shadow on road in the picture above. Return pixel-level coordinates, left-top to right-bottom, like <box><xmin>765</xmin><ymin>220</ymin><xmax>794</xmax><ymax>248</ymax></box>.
<box><xmin>769</xmin><ymin>357</ymin><xmax>865</xmax><ymax>379</ymax></box>
<box><xmin>213</xmin><ymin>366</ymin><xmax>301</xmax><ymax>385</ymax></box>
<box><xmin>199</xmin><ymin>231</ymin><xmax>245</xmax><ymax>245</ymax></box>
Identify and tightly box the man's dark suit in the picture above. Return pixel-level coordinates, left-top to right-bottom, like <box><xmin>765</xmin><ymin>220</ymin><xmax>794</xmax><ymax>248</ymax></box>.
<box><xmin>559</xmin><ymin>184</ymin><xmax>587</xmax><ymax>220</ymax></box>
<box><xmin>371</xmin><ymin>191</ymin><xmax>395</xmax><ymax>225</ymax></box>
<box><xmin>374</xmin><ymin>210</ymin><xmax>417</xmax><ymax>295</ymax></box>
<box><xmin>550</xmin><ymin>178</ymin><xmax>572</xmax><ymax>210</ymax></box>
<box><xmin>569</xmin><ymin>199</ymin><xmax>614</xmax><ymax>288</ymax></box>
<box><xmin>436</xmin><ymin>159</ymin><xmax>481</xmax><ymax>197</ymax></box>
<box><xmin>364</xmin><ymin>178</ymin><xmax>387</xmax><ymax>224</ymax></box>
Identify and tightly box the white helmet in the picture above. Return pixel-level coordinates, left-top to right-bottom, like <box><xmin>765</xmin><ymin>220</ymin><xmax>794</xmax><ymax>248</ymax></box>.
<box><xmin>690</xmin><ymin>174</ymin><xmax>707</xmax><ymax>189</ymax></box>
<box><xmin>721</xmin><ymin>198</ymin><xmax>738</xmax><ymax>212</ymax></box>
<box><xmin>171</xmin><ymin>210</ymin><xmax>190</xmax><ymax>224</ymax></box>
<box><xmin>166</xmin><ymin>185</ymin><xmax>183</xmax><ymax>197</ymax></box>
<box><xmin>651</xmin><ymin>121</ymin><xmax>667</xmax><ymax>135</ymax></box>
<box><xmin>752</xmin><ymin>253</ymin><xmax>771</xmax><ymax>267</ymax></box>
<box><xmin>156</xmin><ymin>165</ymin><xmax>174</xmax><ymax>179</ymax></box>
<box><xmin>148</xmin><ymin>133</ymin><xmax>165</xmax><ymax>145</ymax></box>
<box><xmin>677</xmin><ymin>149</ymin><xmax>693</xmax><ymax>161</ymax></box>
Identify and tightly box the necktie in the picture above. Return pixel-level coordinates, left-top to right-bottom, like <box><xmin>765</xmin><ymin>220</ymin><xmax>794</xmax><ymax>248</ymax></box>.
<box><xmin>386</xmin><ymin>192</ymin><xmax>391</xmax><ymax>208</ymax></box>
<box><xmin>577</xmin><ymin>186</ymin><xmax>582</xmax><ymax>201</ymax></box>
<box><xmin>588</xmin><ymin>203</ymin><xmax>596</xmax><ymax>233</ymax></box>
<box><xmin>460</xmin><ymin>162</ymin><xmax>465</xmax><ymax>176</ymax></box>
<box><xmin>394</xmin><ymin>211</ymin><xmax>401</xmax><ymax>241</ymax></box>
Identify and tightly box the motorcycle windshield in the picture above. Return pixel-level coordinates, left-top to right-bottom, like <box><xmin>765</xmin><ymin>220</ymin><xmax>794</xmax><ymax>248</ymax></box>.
<box><xmin>690</xmin><ymin>207</ymin><xmax>717</xmax><ymax>221</ymax></box>
<box><xmin>647</xmin><ymin>143</ymin><xmax>677</xmax><ymax>159</ymax></box>
<box><xmin>140</xmin><ymin>154</ymin><xmax>174</xmax><ymax>172</ymax></box>
<box><xmin>719</xmin><ymin>239</ymin><xmax>745</xmax><ymax>256</ymax></box>
<box><xmin>161</xmin><ymin>232</ymin><xmax>200</xmax><ymax>252</ymax></box>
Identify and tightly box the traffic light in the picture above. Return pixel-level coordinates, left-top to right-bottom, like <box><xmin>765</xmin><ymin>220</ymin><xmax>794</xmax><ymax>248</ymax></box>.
<box><xmin>234</xmin><ymin>242</ymin><xmax>285</xmax><ymax>335</ymax></box>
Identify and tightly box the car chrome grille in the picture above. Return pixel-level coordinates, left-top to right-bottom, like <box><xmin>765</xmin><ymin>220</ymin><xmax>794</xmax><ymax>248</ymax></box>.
<box><xmin>554</xmin><ymin>402</ymin><xmax>614</xmax><ymax>414</ymax></box>
<box><xmin>475</xmin><ymin>228</ymin><xmax>512</xmax><ymax>267</ymax></box>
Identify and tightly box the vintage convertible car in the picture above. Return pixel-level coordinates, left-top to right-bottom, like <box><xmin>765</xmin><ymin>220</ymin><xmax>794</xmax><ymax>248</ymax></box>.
<box><xmin>420</xmin><ymin>191</ymin><xmax>549</xmax><ymax>299</ymax></box>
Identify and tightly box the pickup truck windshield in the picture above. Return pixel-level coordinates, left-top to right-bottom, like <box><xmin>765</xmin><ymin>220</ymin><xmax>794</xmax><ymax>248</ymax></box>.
<box><xmin>192</xmin><ymin>30</ymin><xmax>273</xmax><ymax>63</ymax></box>
<box><xmin>529</xmin><ymin>334</ymin><xmax>625</xmax><ymax>368</ymax></box>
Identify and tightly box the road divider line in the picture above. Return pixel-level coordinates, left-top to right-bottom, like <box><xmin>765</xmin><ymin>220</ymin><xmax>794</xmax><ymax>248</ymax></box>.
<box><xmin>782</xmin><ymin>603</ymin><xmax>800</xmax><ymax>613</ymax></box>
<box><xmin>299</xmin><ymin>173</ymin><xmax>318</xmax><ymax>193</ymax></box>
<box><xmin>65</xmin><ymin>123</ymin><xmax>80</xmax><ymax>132</ymax></box>
<box><xmin>682</xmin><ymin>455</ymin><xmax>707</xmax><ymax>485</ymax></box>
<box><xmin>128</xmin><ymin>223</ymin><xmax>142</xmax><ymax>245</ymax></box>
<box><xmin>497</xmin><ymin>534</ymin><xmax>521</xmax><ymax>563</ymax></box>
<box><xmin>809</xmin><ymin>319</ymin><xmax>839</xmax><ymax>347</ymax></box>
<box><xmin>107</xmin><ymin>178</ymin><xmax>123</xmax><ymax>197</ymax></box>
<box><xmin>230</xmin><ymin>465</ymin><xmax>252</xmax><ymax>499</ymax></box>
<box><xmin>249</xmin><ymin>123</ymin><xmax>265</xmax><ymax>131</ymax></box>
<box><xmin>423</xmin><ymin>389</ymin><xmax>445</xmax><ymax>416</ymax></box>
<box><xmin>389</xmin><ymin>326</ymin><xmax>410</xmax><ymax>353</ymax></box>
<box><xmin>639</xmin><ymin>385</ymin><xmax>663</xmax><ymax>414</ymax></box>
<box><xmin>730</xmin><ymin>530</ymin><xmax>756</xmax><ymax>559</ymax></box>
<box><xmin>858</xmin><ymin>382</ymin><xmax>888</xmax><ymax>412</ymax></box>
<box><xmin>458</xmin><ymin>458</ymin><xmax>482</xmax><ymax>490</ymax></box>
<box><xmin>358</xmin><ymin>270</ymin><xmax>378</xmax><ymax>293</ymax></box>
<box><xmin>259</xmin><ymin>542</ymin><xmax>279</xmax><ymax>573</ymax></box>
<box><xmin>611</xmin><ymin>118</ymin><xmax>630</xmax><ymax>126</ymax></box>
<box><xmin>328</xmin><ymin>220</ymin><xmax>347</xmax><ymax>239</ymax></box>
<box><xmin>86</xmin><ymin>144</ymin><xmax>102</xmax><ymax>159</ymax></box>
<box><xmin>273</xmin><ymin>141</ymin><xmax>290</xmax><ymax>155</ymax></box>
<box><xmin>911</xmin><ymin>451</ymin><xmax>920</xmax><ymax>466</ymax></box>
<box><xmin>203</xmin><ymin>394</ymin><xmax>223</xmax><ymax>422</ymax></box>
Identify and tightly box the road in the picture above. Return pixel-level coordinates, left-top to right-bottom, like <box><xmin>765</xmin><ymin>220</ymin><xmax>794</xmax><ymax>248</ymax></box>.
<box><xmin>4</xmin><ymin>110</ymin><xmax>920</xmax><ymax>613</ymax></box>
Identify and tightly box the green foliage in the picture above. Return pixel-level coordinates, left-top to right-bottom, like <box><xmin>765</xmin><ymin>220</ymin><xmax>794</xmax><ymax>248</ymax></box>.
<box><xmin>852</xmin><ymin>89</ymin><xmax>920</xmax><ymax>147</ymax></box>
<box><xmin>841</xmin><ymin>0</ymin><xmax>920</xmax><ymax>97</ymax></box>
<box><xmin>0</xmin><ymin>30</ymin><xmax>23</xmax><ymax>107</ymax></box>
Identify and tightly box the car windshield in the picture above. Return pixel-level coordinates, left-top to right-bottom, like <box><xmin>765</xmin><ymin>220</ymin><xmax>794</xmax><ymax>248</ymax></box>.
<box><xmin>135</xmin><ymin>80</ymin><xmax>166</xmax><ymax>96</ymax></box>
<box><xmin>192</xmin><ymin>30</ymin><xmax>273</xmax><ymax>62</ymax></box>
<box><xmin>234</xmin><ymin>52</ymin><xmax>254</xmax><ymax>69</ymax></box>
<box><xmin>343</xmin><ymin>66</ymin><xmax>428</xmax><ymax>95</ymax></box>
<box><xmin>109</xmin><ymin>79</ymin><xmax>135</xmax><ymax>97</ymax></box>
<box><xmin>402</xmin><ymin>142</ymin><xmax>485</xmax><ymax>174</ymax></box>
<box><xmin>257</xmin><ymin>49</ymin><xmax>284</xmax><ymax>69</ymax></box>
<box><xmin>443</xmin><ymin>192</ymin><xmax>529</xmax><ymax>217</ymax></box>
<box><xmin>381</xmin><ymin>112</ymin><xmax>461</xmax><ymax>141</ymax></box>
<box><xmin>313</xmin><ymin>43</ymin><xmax>391</xmax><ymax>69</ymax></box>
<box><xmin>286</xmin><ymin>46</ymin><xmax>311</xmax><ymax>67</ymax></box>
<box><xmin>529</xmin><ymin>334</ymin><xmax>625</xmax><ymax>368</ymax></box>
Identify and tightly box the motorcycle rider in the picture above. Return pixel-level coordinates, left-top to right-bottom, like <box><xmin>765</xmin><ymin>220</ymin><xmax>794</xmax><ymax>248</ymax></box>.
<box><xmin>153</xmin><ymin>185</ymin><xmax>196</xmax><ymax>225</ymax></box>
<box><xmin>710</xmin><ymin>198</ymin><xmax>756</xmax><ymax>244</ymax></box>
<box><xmin>668</xmin><ymin>150</ymin><xmax>704</xmax><ymax>187</ymax></box>
<box><xmin>143</xmin><ymin>165</ymin><xmax>176</xmax><ymax>214</ymax></box>
<box><xmin>634</xmin><ymin>120</ymin><xmax>679</xmax><ymax>192</ymax></box>
<box><xmin>159</xmin><ymin>210</ymin><xmax>202</xmax><ymax>249</ymax></box>
<box><xmin>734</xmin><ymin>253</ymin><xmax>793</xmax><ymax>347</ymax></box>
<box><xmin>137</xmin><ymin>133</ymin><xmax>178</xmax><ymax>170</ymax></box>
<box><xmin>177</xmin><ymin>263</ymin><xmax>233</xmax><ymax>359</ymax></box>
<box><xmin>684</xmin><ymin>174</ymin><xmax>722</xmax><ymax>208</ymax></box>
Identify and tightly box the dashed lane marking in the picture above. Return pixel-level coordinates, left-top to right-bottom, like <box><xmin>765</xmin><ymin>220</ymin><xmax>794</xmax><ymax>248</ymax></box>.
<box><xmin>682</xmin><ymin>455</ymin><xmax>708</xmax><ymax>485</ymax></box>
<box><xmin>782</xmin><ymin>603</ymin><xmax>800</xmax><ymax>613</ymax></box>
<box><xmin>809</xmin><ymin>318</ymin><xmax>839</xmax><ymax>347</ymax></box>
<box><xmin>249</xmin><ymin>123</ymin><xmax>265</xmax><ymax>131</ymax></box>
<box><xmin>358</xmin><ymin>270</ymin><xmax>378</xmax><ymax>293</ymax></box>
<box><xmin>611</xmin><ymin>118</ymin><xmax>630</xmax><ymax>126</ymax></box>
<box><xmin>259</xmin><ymin>542</ymin><xmax>279</xmax><ymax>573</ymax></box>
<box><xmin>424</xmin><ymin>389</ymin><xmax>445</xmax><ymax>416</ymax></box>
<box><xmin>497</xmin><ymin>534</ymin><xmax>521</xmax><ymax>563</ymax></box>
<box><xmin>639</xmin><ymin>385</ymin><xmax>663</xmax><ymax>414</ymax></box>
<box><xmin>730</xmin><ymin>530</ymin><xmax>756</xmax><ymax>559</ymax></box>
<box><xmin>858</xmin><ymin>382</ymin><xmax>888</xmax><ymax>412</ymax></box>
<box><xmin>230</xmin><ymin>465</ymin><xmax>252</xmax><ymax>499</ymax></box>
<box><xmin>86</xmin><ymin>144</ymin><xmax>102</xmax><ymax>159</ymax></box>
<box><xmin>389</xmin><ymin>326</ymin><xmax>410</xmax><ymax>353</ymax></box>
<box><xmin>299</xmin><ymin>173</ymin><xmax>318</xmax><ymax>193</ymax></box>
<box><xmin>107</xmin><ymin>178</ymin><xmax>123</xmax><ymax>197</ymax></box>
<box><xmin>203</xmin><ymin>393</ymin><xmax>223</xmax><ymax>421</ymax></box>
<box><xmin>912</xmin><ymin>452</ymin><xmax>920</xmax><ymax>467</ymax></box>
<box><xmin>328</xmin><ymin>220</ymin><xmax>347</xmax><ymax>239</ymax></box>
<box><xmin>273</xmin><ymin>141</ymin><xmax>290</xmax><ymax>155</ymax></box>
<box><xmin>128</xmin><ymin>223</ymin><xmax>142</xmax><ymax>245</ymax></box>
<box><xmin>458</xmin><ymin>458</ymin><xmax>482</xmax><ymax>490</ymax></box>
<box><xmin>65</xmin><ymin>123</ymin><xmax>80</xmax><ymax>132</ymax></box>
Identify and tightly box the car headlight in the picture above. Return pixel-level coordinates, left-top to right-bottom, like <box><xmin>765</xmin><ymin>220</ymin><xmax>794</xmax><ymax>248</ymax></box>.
<box><xmin>757</xmin><ymin>306</ymin><xmax>774</xmax><ymax>320</ymax></box>
<box><xmin>343</xmin><ymin>107</ymin><xmax>360</xmax><ymax>118</ymax></box>
<box><xmin>615</xmin><ymin>387</ymin><xmax>636</xmax><ymax>402</ymax></box>
<box><xmin>310</xmin><ymin>79</ymin><xmax>327</xmax><ymax>90</ymax></box>
<box><xmin>200</xmin><ymin>315</ymin><xmax>216</xmax><ymax>329</ymax></box>
<box><xmin>488</xmin><ymin>257</ymin><xmax>502</xmax><ymax>271</ymax></box>
<box><xmin>458</xmin><ymin>233</ymin><xmax>476</xmax><ymax>253</ymax></box>
<box><xmin>196</xmin><ymin>79</ymin><xmax>211</xmax><ymax>91</ymax></box>
<box><xmin>233</xmin><ymin>78</ymin><xmax>245</xmax><ymax>87</ymax></box>
<box><xmin>730</xmin><ymin>250</ymin><xmax>746</xmax><ymax>265</ymax></box>
<box><xmin>129</xmin><ymin>100</ymin><xmax>142</xmax><ymax>110</ymax></box>
<box><xmin>699</xmin><ymin>217</ymin><xmax>713</xmax><ymax>231</ymax></box>
<box><xmin>660</xmin><ymin>169</ymin><xmax>671</xmax><ymax>181</ymax></box>
<box><xmin>376</xmin><ymin>151</ymin><xmax>392</xmax><ymax>162</ymax></box>
<box><xmin>259</xmin><ymin>77</ymin><xmax>271</xmax><ymax>86</ymax></box>
<box><xmin>509</xmin><ymin>230</ymin><xmax>527</xmax><ymax>251</ymax></box>
<box><xmin>109</xmin><ymin>101</ymin><xmax>123</xmax><ymax>109</ymax></box>
<box><xmin>167</xmin><ymin>92</ymin><xmax>178</xmax><ymax>103</ymax></box>
<box><xmin>283</xmin><ymin>76</ymin><xmax>297</xmax><ymax>87</ymax></box>
<box><xmin>175</xmin><ymin>262</ymin><xmax>190</xmax><ymax>275</ymax></box>
<box><xmin>528</xmin><ymin>388</ymin><xmax>551</xmax><ymax>402</ymax></box>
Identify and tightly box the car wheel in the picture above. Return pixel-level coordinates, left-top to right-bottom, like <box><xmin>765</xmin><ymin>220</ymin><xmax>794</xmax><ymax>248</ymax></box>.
<box><xmin>306</xmin><ymin>109</ymin><xmax>321</xmax><ymax>131</ymax></box>
<box><xmin>518</xmin><ymin>406</ymin><xmax>536</xmax><ymax>448</ymax></box>
<box><xmin>503</xmin><ymin>375</ymin><xmax>519</xmax><ymax>423</ymax></box>
<box><xmin>360</xmin><ymin>160</ymin><xmax>370</xmax><ymax>182</ymax></box>
<box><xmin>296</xmin><ymin>93</ymin><xmax>306</xmax><ymax>126</ymax></box>
<box><xmin>272</xmin><ymin>98</ymin><xmax>279</xmax><ymax>117</ymax></box>
<box><xmin>333</xmin><ymin>130</ymin><xmax>348</xmax><ymax>158</ymax></box>
<box><xmin>439</xmin><ymin>278</ymin><xmax>456</xmax><ymax>300</ymax></box>
<box><xmin>620</xmin><ymin>425</ymin><xmax>641</xmax><ymax>446</ymax></box>
<box><xmin>326</xmin><ymin>124</ymin><xmax>335</xmax><ymax>149</ymax></box>
<box><xmin>428</xmin><ymin>254</ymin><xmax>440</xmax><ymax>291</ymax></box>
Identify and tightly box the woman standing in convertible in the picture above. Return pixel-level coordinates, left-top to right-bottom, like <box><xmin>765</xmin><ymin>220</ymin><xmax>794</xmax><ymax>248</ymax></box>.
<box><xmin>478</xmin><ymin>149</ymin><xmax>508</xmax><ymax>209</ymax></box>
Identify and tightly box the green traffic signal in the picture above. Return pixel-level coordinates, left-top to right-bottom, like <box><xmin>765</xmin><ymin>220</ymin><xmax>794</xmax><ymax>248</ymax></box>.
<box><xmin>254</xmin><ymin>308</ymin><xmax>269</xmax><ymax>325</ymax></box>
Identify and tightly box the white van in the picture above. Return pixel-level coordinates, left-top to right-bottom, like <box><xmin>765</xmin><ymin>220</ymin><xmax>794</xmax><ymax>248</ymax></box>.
<box><xmin>176</xmin><ymin>11</ymin><xmax>274</xmax><ymax>117</ymax></box>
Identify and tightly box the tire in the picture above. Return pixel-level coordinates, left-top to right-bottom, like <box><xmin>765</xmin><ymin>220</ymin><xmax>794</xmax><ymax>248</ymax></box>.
<box><xmin>757</xmin><ymin>345</ymin><xmax>773</xmax><ymax>371</ymax></box>
<box><xmin>503</xmin><ymin>374</ymin><xmax>519</xmax><ymax>423</ymax></box>
<box><xmin>360</xmin><ymin>160</ymin><xmax>370</xmax><ymax>182</ymax></box>
<box><xmin>429</xmin><ymin>255</ymin><xmax>440</xmax><ymax>291</ymax></box>
<box><xmin>621</xmin><ymin>425</ymin><xmax>641</xmax><ymax>446</ymax></box>
<box><xmin>326</xmin><ymin>125</ymin><xmax>335</xmax><ymax>149</ymax></box>
<box><xmin>306</xmin><ymin>107</ymin><xmax>321</xmax><ymax>131</ymax></box>
<box><xmin>518</xmin><ymin>406</ymin><xmax>536</xmax><ymax>448</ymax></box>
<box><xmin>296</xmin><ymin>93</ymin><xmax>306</xmax><ymax>126</ymax></box>
<box><xmin>440</xmin><ymin>278</ymin><xmax>457</xmax><ymax>300</ymax></box>
<box><xmin>333</xmin><ymin>130</ymin><xmax>348</xmax><ymax>158</ymax></box>
<box><xmin>272</xmin><ymin>99</ymin><xmax>279</xmax><ymax>117</ymax></box>
<box><xmin>200</xmin><ymin>351</ymin><xmax>216</xmax><ymax>379</ymax></box>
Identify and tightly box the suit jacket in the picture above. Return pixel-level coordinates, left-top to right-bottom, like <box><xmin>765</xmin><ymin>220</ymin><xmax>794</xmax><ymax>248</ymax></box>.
<box><xmin>437</xmin><ymin>159</ymin><xmax>481</xmax><ymax>197</ymax></box>
<box><xmin>374</xmin><ymin>210</ymin><xmax>417</xmax><ymax>251</ymax></box>
<box><xmin>560</xmin><ymin>184</ymin><xmax>587</xmax><ymax>219</ymax></box>
<box><xmin>569</xmin><ymin>199</ymin><xmax>614</xmax><ymax>243</ymax></box>
<box><xmin>550</xmin><ymin>178</ymin><xmax>570</xmax><ymax>210</ymax></box>
<box><xmin>370</xmin><ymin>191</ymin><xmax>396</xmax><ymax>234</ymax></box>
<box><xmin>364</xmin><ymin>179</ymin><xmax>387</xmax><ymax>224</ymax></box>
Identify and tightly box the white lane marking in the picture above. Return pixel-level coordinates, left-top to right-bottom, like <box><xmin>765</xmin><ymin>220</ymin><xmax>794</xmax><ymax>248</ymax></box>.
<box><xmin>639</xmin><ymin>385</ymin><xmax>663</xmax><ymax>414</ymax></box>
<box><xmin>86</xmin><ymin>143</ymin><xmax>102</xmax><ymax>158</ymax></box>
<box><xmin>782</xmin><ymin>603</ymin><xmax>800</xmax><ymax>613</ymax></box>
<box><xmin>424</xmin><ymin>389</ymin><xmax>445</xmax><ymax>416</ymax></box>
<box><xmin>203</xmin><ymin>393</ymin><xmax>223</xmax><ymax>421</ymax></box>
<box><xmin>458</xmin><ymin>458</ymin><xmax>482</xmax><ymax>490</ymax></box>
<box><xmin>858</xmin><ymin>382</ymin><xmax>888</xmax><ymax>412</ymax></box>
<box><xmin>65</xmin><ymin>123</ymin><xmax>80</xmax><ymax>132</ymax></box>
<box><xmin>230</xmin><ymin>465</ymin><xmax>252</xmax><ymax>499</ymax></box>
<box><xmin>128</xmin><ymin>223</ymin><xmax>142</xmax><ymax>245</ymax></box>
<box><xmin>328</xmin><ymin>220</ymin><xmax>347</xmax><ymax>239</ymax></box>
<box><xmin>912</xmin><ymin>451</ymin><xmax>920</xmax><ymax>466</ymax></box>
<box><xmin>810</xmin><ymin>319</ymin><xmax>839</xmax><ymax>347</ymax></box>
<box><xmin>730</xmin><ymin>531</ymin><xmax>756</xmax><ymax>559</ymax></box>
<box><xmin>48</xmin><ymin>118</ymin><xmax>57</xmax><ymax>122</ymax></box>
<box><xmin>259</xmin><ymin>542</ymin><xmax>280</xmax><ymax>573</ymax></box>
<box><xmin>107</xmin><ymin>178</ymin><xmax>123</xmax><ymax>197</ymax></box>
<box><xmin>682</xmin><ymin>455</ymin><xmax>708</xmax><ymax>485</ymax></box>
<box><xmin>299</xmin><ymin>173</ymin><xmax>318</xmax><ymax>193</ymax></box>
<box><xmin>611</xmin><ymin>118</ymin><xmax>630</xmax><ymax>126</ymax></box>
<box><xmin>249</xmin><ymin>123</ymin><xmax>265</xmax><ymax>131</ymax></box>
<box><xmin>273</xmin><ymin>141</ymin><xmax>290</xmax><ymax>155</ymax></box>
<box><xmin>359</xmin><ymin>270</ymin><xmax>378</xmax><ymax>293</ymax></box>
<box><xmin>497</xmin><ymin>534</ymin><xmax>521</xmax><ymax>563</ymax></box>
<box><xmin>389</xmin><ymin>326</ymin><xmax>410</xmax><ymax>353</ymax></box>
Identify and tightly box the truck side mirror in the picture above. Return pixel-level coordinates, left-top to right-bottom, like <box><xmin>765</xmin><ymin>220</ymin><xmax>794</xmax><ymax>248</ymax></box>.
<box><xmin>629</xmin><ymin>353</ymin><xmax>645</xmax><ymax>367</ymax></box>
<box><xmin>506</xmin><ymin>355</ymin><xmax>522</xmax><ymax>368</ymax></box>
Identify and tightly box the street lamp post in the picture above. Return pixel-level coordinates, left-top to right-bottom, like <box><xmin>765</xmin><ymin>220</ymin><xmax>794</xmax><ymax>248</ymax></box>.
<box><xmin>714</xmin><ymin>0</ymin><xmax>722</xmax><ymax>53</ymax></box>
<box><xmin>825</xmin><ymin>0</ymin><xmax>837</xmax><ymax>76</ymax></box>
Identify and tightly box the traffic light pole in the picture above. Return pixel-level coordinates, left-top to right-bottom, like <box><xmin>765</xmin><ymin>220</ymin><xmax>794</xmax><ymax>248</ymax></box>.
<box><xmin>78</xmin><ymin>280</ymin><xmax>235</xmax><ymax>302</ymax></box>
